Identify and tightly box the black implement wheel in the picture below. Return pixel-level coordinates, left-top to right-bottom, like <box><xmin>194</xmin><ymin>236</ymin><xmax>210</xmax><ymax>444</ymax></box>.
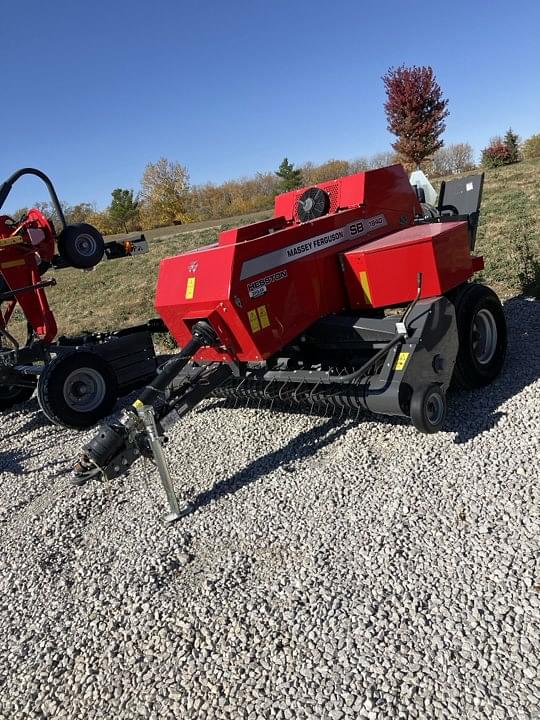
<box><xmin>450</xmin><ymin>283</ymin><xmax>507</xmax><ymax>389</ymax></box>
<box><xmin>0</xmin><ymin>385</ymin><xmax>35</xmax><ymax>410</ymax></box>
<box><xmin>37</xmin><ymin>352</ymin><xmax>118</xmax><ymax>429</ymax></box>
<box><xmin>57</xmin><ymin>223</ymin><xmax>104</xmax><ymax>269</ymax></box>
<box><xmin>410</xmin><ymin>384</ymin><xmax>447</xmax><ymax>434</ymax></box>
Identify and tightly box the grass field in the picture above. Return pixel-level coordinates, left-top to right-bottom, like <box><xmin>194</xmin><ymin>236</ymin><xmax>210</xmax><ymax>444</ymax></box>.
<box><xmin>474</xmin><ymin>157</ymin><xmax>540</xmax><ymax>297</ymax></box>
<box><xmin>7</xmin><ymin>160</ymin><xmax>540</xmax><ymax>343</ymax></box>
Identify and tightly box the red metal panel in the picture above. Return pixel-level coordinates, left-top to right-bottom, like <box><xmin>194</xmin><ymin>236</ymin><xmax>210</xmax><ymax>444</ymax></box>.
<box><xmin>154</xmin><ymin>166</ymin><xmax>474</xmax><ymax>363</ymax></box>
<box><xmin>272</xmin><ymin>165</ymin><xmax>420</xmax><ymax>222</ymax></box>
<box><xmin>155</xmin><ymin>203</ymin><xmax>406</xmax><ymax>361</ymax></box>
<box><xmin>0</xmin><ymin>211</ymin><xmax>58</xmax><ymax>342</ymax></box>
<box><xmin>342</xmin><ymin>221</ymin><xmax>475</xmax><ymax>309</ymax></box>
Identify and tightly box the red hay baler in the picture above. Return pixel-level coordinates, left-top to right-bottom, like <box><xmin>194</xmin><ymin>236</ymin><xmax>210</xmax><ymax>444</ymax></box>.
<box><xmin>75</xmin><ymin>164</ymin><xmax>507</xmax><ymax>521</ymax></box>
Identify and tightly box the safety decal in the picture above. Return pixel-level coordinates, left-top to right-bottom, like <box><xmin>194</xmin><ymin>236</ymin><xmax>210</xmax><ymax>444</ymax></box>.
<box><xmin>394</xmin><ymin>351</ymin><xmax>410</xmax><ymax>371</ymax></box>
<box><xmin>358</xmin><ymin>271</ymin><xmax>372</xmax><ymax>304</ymax></box>
<box><xmin>185</xmin><ymin>276</ymin><xmax>196</xmax><ymax>299</ymax></box>
<box><xmin>257</xmin><ymin>304</ymin><xmax>270</xmax><ymax>329</ymax></box>
<box><xmin>0</xmin><ymin>258</ymin><xmax>25</xmax><ymax>269</ymax></box>
<box><xmin>239</xmin><ymin>214</ymin><xmax>388</xmax><ymax>280</ymax></box>
<box><xmin>247</xmin><ymin>309</ymin><xmax>261</xmax><ymax>333</ymax></box>
<box><xmin>248</xmin><ymin>304</ymin><xmax>270</xmax><ymax>333</ymax></box>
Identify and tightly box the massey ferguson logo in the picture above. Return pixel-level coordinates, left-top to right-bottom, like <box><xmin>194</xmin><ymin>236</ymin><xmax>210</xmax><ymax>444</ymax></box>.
<box><xmin>239</xmin><ymin>214</ymin><xmax>388</xmax><ymax>280</ymax></box>
<box><xmin>188</xmin><ymin>260</ymin><xmax>199</xmax><ymax>273</ymax></box>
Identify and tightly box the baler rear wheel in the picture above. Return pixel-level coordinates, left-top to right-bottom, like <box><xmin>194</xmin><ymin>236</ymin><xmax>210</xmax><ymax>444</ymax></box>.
<box><xmin>37</xmin><ymin>351</ymin><xmax>118</xmax><ymax>429</ymax></box>
<box><xmin>410</xmin><ymin>384</ymin><xmax>447</xmax><ymax>434</ymax></box>
<box><xmin>0</xmin><ymin>384</ymin><xmax>35</xmax><ymax>410</ymax></box>
<box><xmin>450</xmin><ymin>283</ymin><xmax>507</xmax><ymax>389</ymax></box>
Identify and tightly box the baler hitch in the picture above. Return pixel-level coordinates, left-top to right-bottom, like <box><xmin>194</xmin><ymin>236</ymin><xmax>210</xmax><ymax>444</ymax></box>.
<box><xmin>73</xmin><ymin>321</ymin><xmax>234</xmax><ymax>521</ymax></box>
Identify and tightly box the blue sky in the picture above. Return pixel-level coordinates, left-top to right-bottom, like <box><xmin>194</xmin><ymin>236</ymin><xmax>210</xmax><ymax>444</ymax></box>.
<box><xmin>3</xmin><ymin>0</ymin><xmax>539</xmax><ymax>212</ymax></box>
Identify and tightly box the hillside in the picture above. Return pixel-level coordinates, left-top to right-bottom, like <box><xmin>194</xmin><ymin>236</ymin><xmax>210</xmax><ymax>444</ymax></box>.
<box><xmin>7</xmin><ymin>160</ymin><xmax>540</xmax><ymax>343</ymax></box>
<box><xmin>474</xmin><ymin>157</ymin><xmax>540</xmax><ymax>297</ymax></box>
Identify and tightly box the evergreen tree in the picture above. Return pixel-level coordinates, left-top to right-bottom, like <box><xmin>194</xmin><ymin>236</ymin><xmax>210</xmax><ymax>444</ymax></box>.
<box><xmin>504</xmin><ymin>128</ymin><xmax>520</xmax><ymax>163</ymax></box>
<box><xmin>275</xmin><ymin>158</ymin><xmax>303</xmax><ymax>192</ymax></box>
<box><xmin>109</xmin><ymin>189</ymin><xmax>139</xmax><ymax>232</ymax></box>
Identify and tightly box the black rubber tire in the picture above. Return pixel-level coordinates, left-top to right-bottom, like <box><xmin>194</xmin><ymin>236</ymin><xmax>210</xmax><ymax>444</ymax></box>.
<box><xmin>0</xmin><ymin>384</ymin><xmax>35</xmax><ymax>410</ymax></box>
<box><xmin>37</xmin><ymin>352</ymin><xmax>118</xmax><ymax>429</ymax></box>
<box><xmin>450</xmin><ymin>283</ymin><xmax>507</xmax><ymax>390</ymax></box>
<box><xmin>57</xmin><ymin>223</ymin><xmax>105</xmax><ymax>269</ymax></box>
<box><xmin>410</xmin><ymin>383</ymin><xmax>447</xmax><ymax>434</ymax></box>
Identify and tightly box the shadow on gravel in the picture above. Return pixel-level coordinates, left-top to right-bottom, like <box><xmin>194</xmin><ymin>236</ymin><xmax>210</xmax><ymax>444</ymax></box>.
<box><xmin>0</xmin><ymin>399</ymin><xmax>51</xmax><ymax>443</ymax></box>
<box><xmin>446</xmin><ymin>297</ymin><xmax>540</xmax><ymax>443</ymax></box>
<box><xmin>187</xmin><ymin>418</ymin><xmax>352</xmax><ymax>514</ymax></box>
<box><xmin>199</xmin><ymin>297</ymin><xmax>539</xmax><ymax>445</ymax></box>
<box><xmin>0</xmin><ymin>448</ymin><xmax>29</xmax><ymax>474</ymax></box>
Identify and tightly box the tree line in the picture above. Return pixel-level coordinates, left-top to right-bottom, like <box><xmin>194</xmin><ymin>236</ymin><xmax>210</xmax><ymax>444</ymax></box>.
<box><xmin>9</xmin><ymin>144</ymin><xmax>476</xmax><ymax>235</ymax></box>
<box><xmin>10</xmin><ymin>64</ymin><xmax>540</xmax><ymax>235</ymax></box>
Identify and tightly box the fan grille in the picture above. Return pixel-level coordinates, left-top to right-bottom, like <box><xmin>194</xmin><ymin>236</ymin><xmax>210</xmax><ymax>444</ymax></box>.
<box><xmin>294</xmin><ymin>181</ymin><xmax>338</xmax><ymax>223</ymax></box>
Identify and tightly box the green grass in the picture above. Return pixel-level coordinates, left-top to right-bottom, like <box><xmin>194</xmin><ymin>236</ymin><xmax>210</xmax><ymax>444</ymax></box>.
<box><xmin>474</xmin><ymin>158</ymin><xmax>540</xmax><ymax>297</ymax></box>
<box><xmin>7</xmin><ymin>160</ymin><xmax>540</xmax><ymax>343</ymax></box>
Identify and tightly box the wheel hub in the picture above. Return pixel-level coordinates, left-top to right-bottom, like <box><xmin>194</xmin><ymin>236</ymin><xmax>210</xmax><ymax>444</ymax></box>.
<box><xmin>425</xmin><ymin>391</ymin><xmax>445</xmax><ymax>426</ymax></box>
<box><xmin>64</xmin><ymin>368</ymin><xmax>106</xmax><ymax>412</ymax></box>
<box><xmin>472</xmin><ymin>308</ymin><xmax>498</xmax><ymax>365</ymax></box>
<box><xmin>75</xmin><ymin>234</ymin><xmax>97</xmax><ymax>257</ymax></box>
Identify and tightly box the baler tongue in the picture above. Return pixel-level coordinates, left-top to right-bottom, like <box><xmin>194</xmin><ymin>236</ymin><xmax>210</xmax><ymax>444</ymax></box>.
<box><xmin>73</xmin><ymin>321</ymin><xmax>234</xmax><ymax>522</ymax></box>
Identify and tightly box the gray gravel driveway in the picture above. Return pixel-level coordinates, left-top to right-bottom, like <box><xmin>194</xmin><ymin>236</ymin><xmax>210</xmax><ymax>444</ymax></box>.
<box><xmin>0</xmin><ymin>296</ymin><xmax>538</xmax><ymax>719</ymax></box>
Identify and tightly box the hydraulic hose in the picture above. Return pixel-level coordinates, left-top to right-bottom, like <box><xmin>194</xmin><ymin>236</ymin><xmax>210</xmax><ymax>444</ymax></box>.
<box><xmin>328</xmin><ymin>333</ymin><xmax>404</xmax><ymax>384</ymax></box>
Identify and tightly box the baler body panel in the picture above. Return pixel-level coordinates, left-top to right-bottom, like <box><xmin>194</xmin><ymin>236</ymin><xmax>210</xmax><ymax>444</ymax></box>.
<box><xmin>342</xmin><ymin>221</ymin><xmax>474</xmax><ymax>309</ymax></box>
<box><xmin>154</xmin><ymin>165</ymin><xmax>477</xmax><ymax>362</ymax></box>
<box><xmin>156</xmin><ymin>204</ymin><xmax>403</xmax><ymax>362</ymax></box>
<box><xmin>273</xmin><ymin>164</ymin><xmax>420</xmax><ymax>223</ymax></box>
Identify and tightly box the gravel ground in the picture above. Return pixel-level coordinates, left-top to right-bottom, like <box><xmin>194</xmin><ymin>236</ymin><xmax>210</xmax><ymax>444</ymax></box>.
<box><xmin>0</xmin><ymin>296</ymin><xmax>539</xmax><ymax>720</ymax></box>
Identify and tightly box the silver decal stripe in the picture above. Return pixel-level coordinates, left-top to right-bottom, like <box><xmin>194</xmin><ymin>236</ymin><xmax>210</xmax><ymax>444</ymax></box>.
<box><xmin>239</xmin><ymin>214</ymin><xmax>387</xmax><ymax>280</ymax></box>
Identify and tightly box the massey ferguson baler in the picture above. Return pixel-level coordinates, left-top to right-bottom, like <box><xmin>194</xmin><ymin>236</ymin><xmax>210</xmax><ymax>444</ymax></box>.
<box><xmin>74</xmin><ymin>164</ymin><xmax>506</xmax><ymax>521</ymax></box>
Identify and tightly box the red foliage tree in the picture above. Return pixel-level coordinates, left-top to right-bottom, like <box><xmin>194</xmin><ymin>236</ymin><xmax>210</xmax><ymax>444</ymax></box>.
<box><xmin>382</xmin><ymin>65</ymin><xmax>449</xmax><ymax>168</ymax></box>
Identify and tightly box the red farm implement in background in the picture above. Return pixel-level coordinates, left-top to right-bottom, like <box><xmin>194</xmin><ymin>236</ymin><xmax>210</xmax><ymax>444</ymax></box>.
<box><xmin>0</xmin><ymin>168</ymin><xmax>165</xmax><ymax>428</ymax></box>
<box><xmin>74</xmin><ymin>163</ymin><xmax>507</xmax><ymax>522</ymax></box>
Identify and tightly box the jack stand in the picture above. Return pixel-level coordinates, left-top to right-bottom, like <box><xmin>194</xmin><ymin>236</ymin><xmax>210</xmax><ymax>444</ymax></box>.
<box><xmin>137</xmin><ymin>405</ymin><xmax>192</xmax><ymax>523</ymax></box>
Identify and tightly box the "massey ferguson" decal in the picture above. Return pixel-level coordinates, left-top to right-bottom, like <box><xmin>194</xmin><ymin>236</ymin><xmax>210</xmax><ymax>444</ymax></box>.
<box><xmin>239</xmin><ymin>214</ymin><xmax>387</xmax><ymax>280</ymax></box>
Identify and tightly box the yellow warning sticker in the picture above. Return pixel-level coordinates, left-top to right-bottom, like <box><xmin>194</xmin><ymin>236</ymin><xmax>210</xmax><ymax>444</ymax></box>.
<box><xmin>0</xmin><ymin>258</ymin><xmax>25</xmax><ymax>269</ymax></box>
<box><xmin>257</xmin><ymin>304</ymin><xmax>270</xmax><ymax>329</ymax></box>
<box><xmin>394</xmin><ymin>351</ymin><xmax>410</xmax><ymax>371</ymax></box>
<box><xmin>132</xmin><ymin>399</ymin><xmax>144</xmax><ymax>410</ymax></box>
<box><xmin>248</xmin><ymin>309</ymin><xmax>261</xmax><ymax>333</ymax></box>
<box><xmin>185</xmin><ymin>276</ymin><xmax>196</xmax><ymax>299</ymax></box>
<box><xmin>359</xmin><ymin>270</ymin><xmax>372</xmax><ymax>304</ymax></box>
<box><xmin>0</xmin><ymin>235</ymin><xmax>23</xmax><ymax>248</ymax></box>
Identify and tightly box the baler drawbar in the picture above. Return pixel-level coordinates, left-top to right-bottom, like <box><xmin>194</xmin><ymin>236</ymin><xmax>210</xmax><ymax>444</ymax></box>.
<box><xmin>73</xmin><ymin>164</ymin><xmax>507</xmax><ymax>520</ymax></box>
